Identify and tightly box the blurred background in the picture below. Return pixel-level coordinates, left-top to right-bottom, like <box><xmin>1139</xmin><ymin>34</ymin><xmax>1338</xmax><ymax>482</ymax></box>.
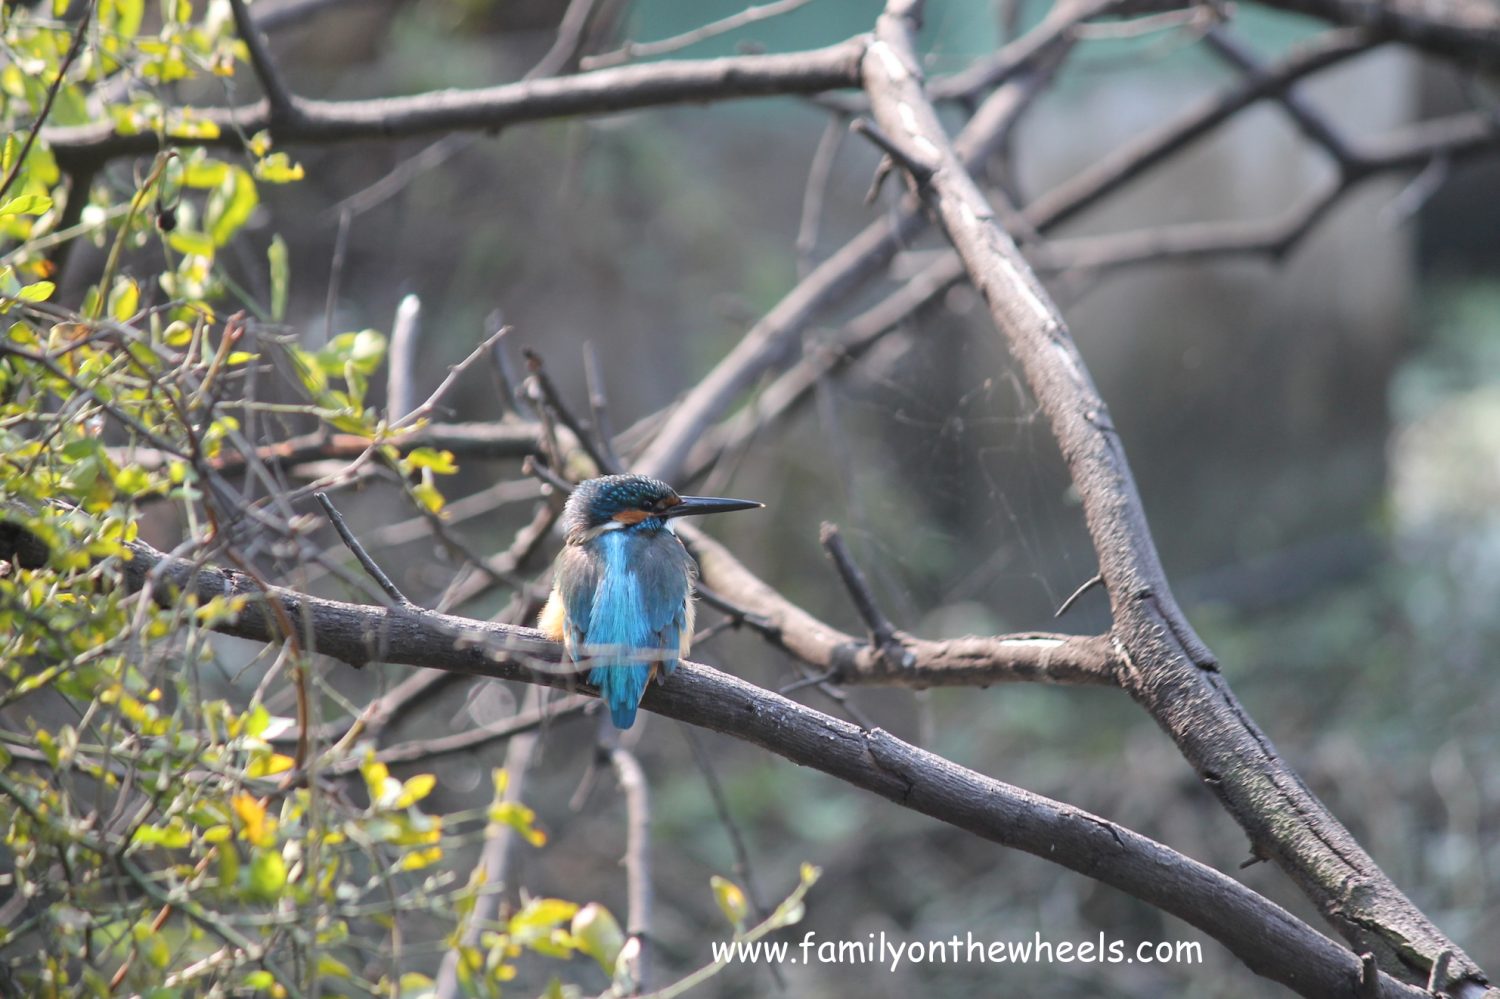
<box><xmin>65</xmin><ymin>0</ymin><xmax>1500</xmax><ymax>994</ymax></box>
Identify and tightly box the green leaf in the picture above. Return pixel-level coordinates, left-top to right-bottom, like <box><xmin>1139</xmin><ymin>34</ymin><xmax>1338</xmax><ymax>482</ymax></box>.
<box><xmin>316</xmin><ymin>955</ymin><xmax>354</xmax><ymax>978</ymax></box>
<box><xmin>113</xmin><ymin>0</ymin><xmax>145</xmax><ymax>41</ymax></box>
<box><xmin>167</xmin><ymin>230</ymin><xmax>215</xmax><ymax>257</ymax></box>
<box><xmin>489</xmin><ymin>799</ymin><xmax>545</xmax><ymax>847</ymax></box>
<box><xmin>254</xmin><ymin>152</ymin><xmax>305</xmax><ymax>183</ymax></box>
<box><xmin>108</xmin><ymin>278</ymin><xmax>140</xmax><ymax>322</ymax></box>
<box><xmin>144</xmin><ymin>932</ymin><xmax>171</xmax><ymax>969</ymax></box>
<box><xmin>247</xmin><ymin>847</ymin><xmax>287</xmax><ymax>900</ymax></box>
<box><xmin>412</xmin><ymin>468</ymin><xmax>445</xmax><ymax>513</ymax></box>
<box><xmin>207</xmin><ymin>166</ymin><xmax>258</xmax><ymax>246</ymax></box>
<box><xmin>15</xmin><ymin>281</ymin><xmax>55</xmax><ymax>303</ymax></box>
<box><xmin>61</xmin><ymin>438</ymin><xmax>105</xmax><ymax>462</ymax></box>
<box><xmin>180</xmin><ymin>158</ymin><xmax>229</xmax><ymax>189</ymax></box>
<box><xmin>395</xmin><ymin>973</ymin><xmax>434</xmax><ymax>999</ymax></box>
<box><xmin>570</xmin><ymin>903</ymin><xmax>624</xmax><ymax>973</ymax></box>
<box><xmin>0</xmin><ymin>194</ymin><xmax>53</xmax><ymax>217</ymax></box>
<box><xmin>131</xmin><ymin>821</ymin><xmax>193</xmax><ymax>849</ymax></box>
<box><xmin>113</xmin><ymin>465</ymin><xmax>152</xmax><ymax>496</ymax></box>
<box><xmin>406</xmin><ymin>447</ymin><xmax>458</xmax><ymax>474</ymax></box>
<box><xmin>332</xmin><ymin>329</ymin><xmax>387</xmax><ymax>376</ymax></box>
<box><xmin>268</xmin><ymin>234</ymin><xmax>288</xmax><ymax>321</ymax></box>
<box><xmin>509</xmin><ymin>898</ymin><xmax>578</xmax><ymax>942</ymax></box>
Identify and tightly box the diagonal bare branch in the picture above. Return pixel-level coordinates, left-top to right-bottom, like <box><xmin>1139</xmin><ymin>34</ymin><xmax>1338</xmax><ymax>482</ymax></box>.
<box><xmin>110</xmin><ymin>534</ymin><xmax>1432</xmax><ymax>999</ymax></box>
<box><xmin>862</xmin><ymin>0</ymin><xmax>1487</xmax><ymax>990</ymax></box>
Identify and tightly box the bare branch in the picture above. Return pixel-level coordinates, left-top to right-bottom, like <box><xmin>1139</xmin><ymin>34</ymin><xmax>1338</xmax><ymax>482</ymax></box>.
<box><xmin>610</xmin><ymin>748</ymin><xmax>653</xmax><ymax>994</ymax></box>
<box><xmin>1201</xmin><ymin>26</ymin><xmax>1359</xmax><ymax>172</ymax></box>
<box><xmin>684</xmin><ymin>524</ymin><xmax>1119</xmax><ymax>687</ymax></box>
<box><xmin>819</xmin><ymin>522</ymin><xmax>900</xmax><ymax>650</ymax></box>
<box><xmin>0</xmin><ymin>4</ymin><xmax>92</xmax><ymax>206</ymax></box>
<box><xmin>581</xmin><ymin>0</ymin><xmax>816</xmax><ymax>70</ymax></box>
<box><xmin>524</xmin><ymin>349</ymin><xmax>619</xmax><ymax>475</ymax></box>
<box><xmin>386</xmin><ymin>293</ymin><xmax>422</xmax><ymax>422</ymax></box>
<box><xmin>795</xmin><ymin>114</ymin><xmax>847</xmax><ymax>276</ymax></box>
<box><xmin>849</xmin><ymin>116</ymin><xmax>936</xmax><ymax>182</ymax></box>
<box><xmin>434</xmin><ymin>690</ymin><xmax>546</xmax><ymax>999</ymax></box>
<box><xmin>527</xmin><ymin>0</ymin><xmax>607</xmax><ymax>79</ymax></box>
<box><xmin>863</xmin><ymin>0</ymin><xmax>1485</xmax><ymax>987</ymax></box>
<box><xmin>582</xmin><ymin>342</ymin><xmax>624</xmax><ymax>473</ymax></box>
<box><xmin>117</xmin><ymin>421</ymin><xmax>541</xmax><ymax>477</ymax></box>
<box><xmin>110</xmin><ymin>536</ymin><xmax>1433</xmax><ymax>999</ymax></box>
<box><xmin>227</xmin><ymin>0</ymin><xmax>297</xmax><ymax>119</ymax></box>
<box><xmin>314</xmin><ymin>491</ymin><xmax>416</xmax><ymax>608</ymax></box>
<box><xmin>45</xmin><ymin>39</ymin><xmax>871</xmax><ymax>166</ymax></box>
<box><xmin>1254</xmin><ymin>0</ymin><xmax>1500</xmax><ymax>68</ymax></box>
<box><xmin>1021</xmin><ymin>27</ymin><xmax>1375</xmax><ymax>232</ymax></box>
<box><xmin>342</xmin><ymin>693</ymin><xmax>592</xmax><ymax>772</ymax></box>
<box><xmin>636</xmin><ymin>28</ymin><xmax>1071</xmax><ymax>483</ymax></box>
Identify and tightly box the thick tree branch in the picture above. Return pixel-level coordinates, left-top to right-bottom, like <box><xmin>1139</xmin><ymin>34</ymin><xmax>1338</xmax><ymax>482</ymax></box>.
<box><xmin>1254</xmin><ymin>0</ymin><xmax>1500</xmax><ymax>68</ymax></box>
<box><xmin>863</xmin><ymin>0</ymin><xmax>1489</xmax><ymax>991</ymax></box>
<box><xmin>110</xmin><ymin>536</ymin><xmax>1433</xmax><ymax>999</ymax></box>
<box><xmin>44</xmin><ymin>40</ymin><xmax>870</xmax><ymax>167</ymax></box>
<box><xmin>683</xmin><ymin>524</ymin><xmax>1120</xmax><ymax>687</ymax></box>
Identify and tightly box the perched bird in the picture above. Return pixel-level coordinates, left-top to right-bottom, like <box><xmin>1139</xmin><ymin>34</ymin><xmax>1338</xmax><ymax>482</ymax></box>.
<box><xmin>539</xmin><ymin>474</ymin><xmax>762</xmax><ymax>729</ymax></box>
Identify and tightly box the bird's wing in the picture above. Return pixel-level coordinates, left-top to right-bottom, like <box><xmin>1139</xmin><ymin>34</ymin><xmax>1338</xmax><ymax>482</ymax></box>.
<box><xmin>635</xmin><ymin>532</ymin><xmax>696</xmax><ymax>674</ymax></box>
<box><xmin>551</xmin><ymin>544</ymin><xmax>598</xmax><ymax>661</ymax></box>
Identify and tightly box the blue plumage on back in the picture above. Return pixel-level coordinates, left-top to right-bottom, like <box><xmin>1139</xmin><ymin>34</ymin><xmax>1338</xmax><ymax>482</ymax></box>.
<box><xmin>583</xmin><ymin>531</ymin><xmax>655</xmax><ymax>729</ymax></box>
<box><xmin>539</xmin><ymin>474</ymin><xmax>761</xmax><ymax>730</ymax></box>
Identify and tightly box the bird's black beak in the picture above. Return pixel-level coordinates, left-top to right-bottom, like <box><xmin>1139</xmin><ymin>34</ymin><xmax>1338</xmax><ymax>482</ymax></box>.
<box><xmin>666</xmin><ymin>495</ymin><xmax>764</xmax><ymax>519</ymax></box>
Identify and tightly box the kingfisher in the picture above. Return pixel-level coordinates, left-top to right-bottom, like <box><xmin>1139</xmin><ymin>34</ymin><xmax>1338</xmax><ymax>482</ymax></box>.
<box><xmin>539</xmin><ymin>474</ymin><xmax>762</xmax><ymax>729</ymax></box>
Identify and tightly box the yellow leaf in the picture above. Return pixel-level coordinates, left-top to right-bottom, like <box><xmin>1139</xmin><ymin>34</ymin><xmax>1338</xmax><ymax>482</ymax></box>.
<box><xmin>711</xmin><ymin>875</ymin><xmax>748</xmax><ymax>929</ymax></box>
<box><xmin>396</xmin><ymin>773</ymin><xmax>436</xmax><ymax>808</ymax></box>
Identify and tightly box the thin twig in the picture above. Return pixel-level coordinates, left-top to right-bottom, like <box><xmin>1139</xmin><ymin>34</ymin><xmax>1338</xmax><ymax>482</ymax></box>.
<box><xmin>323</xmin><ymin>208</ymin><xmax>352</xmax><ymax>346</ymax></box>
<box><xmin>522</xmin><ymin>454</ymin><xmax>575</xmax><ymax>495</ymax></box>
<box><xmin>819</xmin><ymin>523</ymin><xmax>899</xmax><ymax>651</ymax></box>
<box><xmin>523</xmin><ymin>348</ymin><xmax>617</xmax><ymax>475</ymax></box>
<box><xmin>582</xmin><ymin>341</ymin><xmax>624</xmax><ymax>472</ymax></box>
<box><xmin>227</xmin><ymin>0</ymin><xmax>297</xmax><ymax>119</ymax></box>
<box><xmin>581</xmin><ymin>0</ymin><xmax>816</xmax><ymax>70</ymax></box>
<box><xmin>391</xmin><ymin>326</ymin><xmax>512</xmax><ymax>431</ymax></box>
<box><xmin>487</xmin><ymin>315</ymin><xmax>533</xmax><ymax>418</ymax></box>
<box><xmin>1054</xmin><ymin>572</ymin><xmax>1104</xmax><ymax>619</ymax></box>
<box><xmin>1201</xmin><ymin>26</ymin><xmax>1359</xmax><ymax>172</ymax></box>
<box><xmin>527</xmin><ymin>0</ymin><xmax>606</xmax><ymax>79</ymax></box>
<box><xmin>333</xmin><ymin>693</ymin><xmax>592</xmax><ymax>772</ymax></box>
<box><xmin>314</xmin><ymin>492</ymin><xmax>416</xmax><ymax>608</ymax></box>
<box><xmin>679</xmin><ymin>725</ymin><xmax>785</xmax><ymax>989</ymax></box>
<box><xmin>850</xmin><ymin>117</ymin><xmax>935</xmax><ymax>183</ymax></box>
<box><xmin>796</xmin><ymin>114</ymin><xmax>847</xmax><ymax>277</ymax></box>
<box><xmin>0</xmin><ymin>2</ymin><xmax>93</xmax><ymax>206</ymax></box>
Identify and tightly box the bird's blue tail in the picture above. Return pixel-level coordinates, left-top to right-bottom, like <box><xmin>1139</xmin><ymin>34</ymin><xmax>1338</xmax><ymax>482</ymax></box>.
<box><xmin>589</xmin><ymin>665</ymin><xmax>650</xmax><ymax>729</ymax></box>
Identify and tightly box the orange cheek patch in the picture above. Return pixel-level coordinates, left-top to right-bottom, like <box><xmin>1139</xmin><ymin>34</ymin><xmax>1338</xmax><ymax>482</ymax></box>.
<box><xmin>613</xmin><ymin>509</ymin><xmax>651</xmax><ymax>524</ymax></box>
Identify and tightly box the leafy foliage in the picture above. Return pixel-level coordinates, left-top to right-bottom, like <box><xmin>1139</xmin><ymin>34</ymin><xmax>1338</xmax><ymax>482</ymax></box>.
<box><xmin>0</xmin><ymin>4</ymin><xmax>822</xmax><ymax>996</ymax></box>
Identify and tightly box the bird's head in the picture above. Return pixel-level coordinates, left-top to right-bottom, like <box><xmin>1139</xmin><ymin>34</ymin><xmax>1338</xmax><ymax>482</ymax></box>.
<box><xmin>562</xmin><ymin>474</ymin><xmax>762</xmax><ymax>543</ymax></box>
